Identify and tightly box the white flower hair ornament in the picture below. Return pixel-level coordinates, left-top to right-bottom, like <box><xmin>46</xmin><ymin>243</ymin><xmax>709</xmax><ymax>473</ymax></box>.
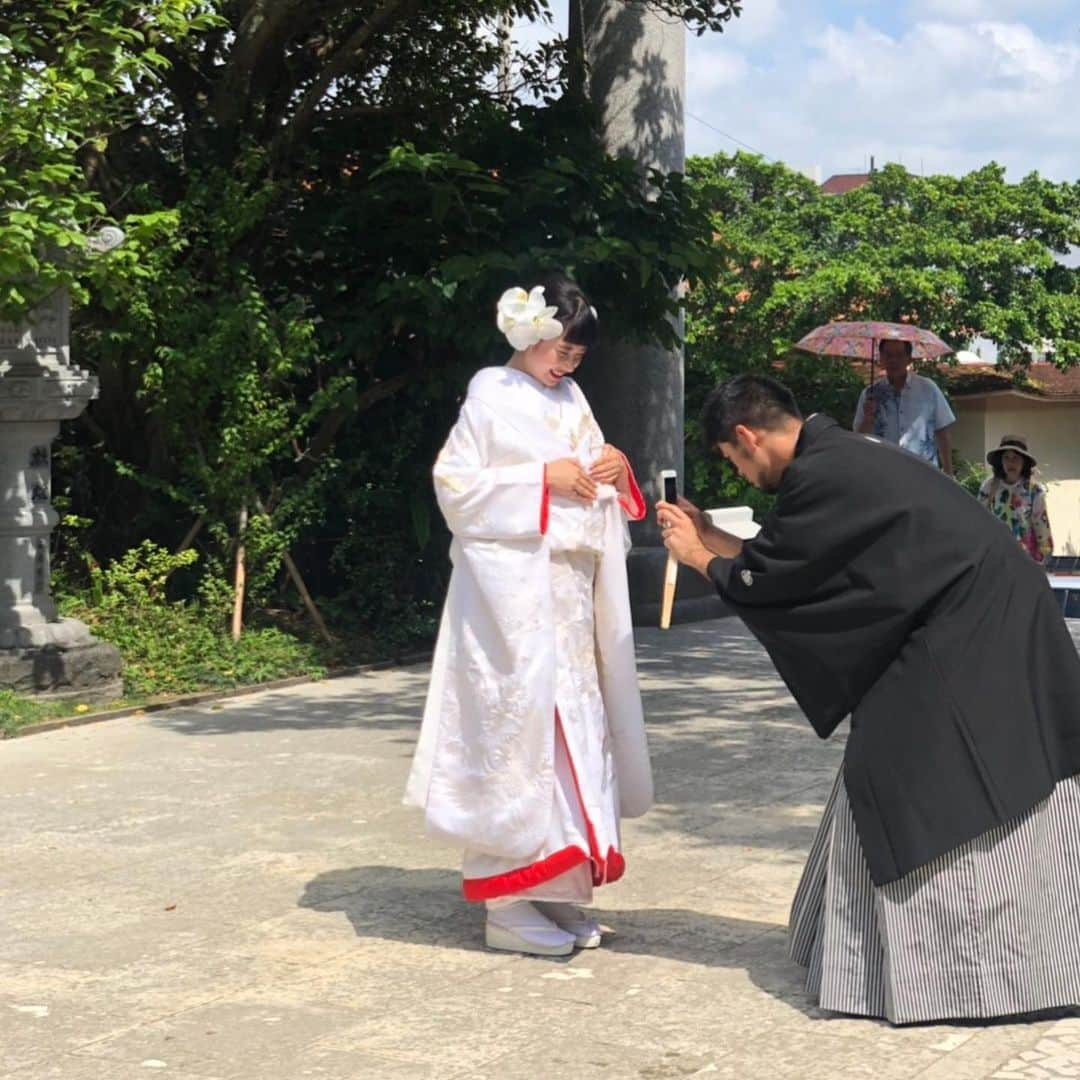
<box><xmin>496</xmin><ymin>286</ymin><xmax>564</xmax><ymax>351</ymax></box>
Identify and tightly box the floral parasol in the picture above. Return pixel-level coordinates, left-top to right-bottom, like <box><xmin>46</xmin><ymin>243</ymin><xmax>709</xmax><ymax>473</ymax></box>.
<box><xmin>794</xmin><ymin>321</ymin><xmax>953</xmax><ymax>361</ymax></box>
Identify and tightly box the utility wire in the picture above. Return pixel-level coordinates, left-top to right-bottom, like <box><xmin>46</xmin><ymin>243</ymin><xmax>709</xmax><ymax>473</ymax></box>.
<box><xmin>686</xmin><ymin>110</ymin><xmax>774</xmax><ymax>160</ymax></box>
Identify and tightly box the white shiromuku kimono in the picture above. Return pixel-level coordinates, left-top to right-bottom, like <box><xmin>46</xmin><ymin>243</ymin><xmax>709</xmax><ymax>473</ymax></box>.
<box><xmin>405</xmin><ymin>364</ymin><xmax>653</xmax><ymax>903</ymax></box>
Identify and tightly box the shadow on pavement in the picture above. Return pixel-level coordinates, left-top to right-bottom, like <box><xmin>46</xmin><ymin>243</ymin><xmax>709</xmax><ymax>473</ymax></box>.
<box><xmin>151</xmin><ymin>619</ymin><xmax>840</xmax><ymax>855</ymax></box>
<box><xmin>150</xmin><ymin>679</ymin><xmax>429</xmax><ymax>737</ymax></box>
<box><xmin>299</xmin><ymin>865</ymin><xmax>824</xmax><ymax>1021</ymax></box>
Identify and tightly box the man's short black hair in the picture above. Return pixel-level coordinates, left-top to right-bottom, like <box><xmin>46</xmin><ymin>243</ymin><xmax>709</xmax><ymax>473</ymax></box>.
<box><xmin>702</xmin><ymin>373</ymin><xmax>802</xmax><ymax>448</ymax></box>
<box><xmin>879</xmin><ymin>339</ymin><xmax>914</xmax><ymax>359</ymax></box>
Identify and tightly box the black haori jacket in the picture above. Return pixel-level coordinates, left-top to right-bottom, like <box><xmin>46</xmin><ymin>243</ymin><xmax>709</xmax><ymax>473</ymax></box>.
<box><xmin>708</xmin><ymin>414</ymin><xmax>1080</xmax><ymax>886</ymax></box>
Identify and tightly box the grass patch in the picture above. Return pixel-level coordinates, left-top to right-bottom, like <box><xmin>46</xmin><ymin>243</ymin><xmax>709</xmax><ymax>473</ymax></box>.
<box><xmin>0</xmin><ymin>690</ymin><xmax>131</xmax><ymax>738</ymax></box>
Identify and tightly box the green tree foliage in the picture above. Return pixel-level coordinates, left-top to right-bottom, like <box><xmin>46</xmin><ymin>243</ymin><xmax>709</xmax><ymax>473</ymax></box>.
<box><xmin>0</xmin><ymin>0</ymin><xmax>218</xmax><ymax>314</ymax></box>
<box><xmin>570</xmin><ymin>0</ymin><xmax>741</xmax><ymax>36</ymax></box>
<box><xmin>683</xmin><ymin>153</ymin><xmax>1080</xmax><ymax>505</ymax></box>
<box><xmin>2</xmin><ymin>1</ymin><xmax>731</xmax><ymax>654</ymax></box>
<box><xmin>655</xmin><ymin>0</ymin><xmax>741</xmax><ymax>33</ymax></box>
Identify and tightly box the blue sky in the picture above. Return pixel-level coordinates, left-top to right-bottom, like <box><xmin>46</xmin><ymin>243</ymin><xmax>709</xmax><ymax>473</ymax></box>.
<box><xmin>516</xmin><ymin>1</ymin><xmax>1080</xmax><ymax>180</ymax></box>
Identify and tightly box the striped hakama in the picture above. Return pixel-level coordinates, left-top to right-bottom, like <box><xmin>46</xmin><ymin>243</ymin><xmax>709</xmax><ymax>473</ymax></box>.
<box><xmin>789</xmin><ymin>769</ymin><xmax>1080</xmax><ymax>1025</ymax></box>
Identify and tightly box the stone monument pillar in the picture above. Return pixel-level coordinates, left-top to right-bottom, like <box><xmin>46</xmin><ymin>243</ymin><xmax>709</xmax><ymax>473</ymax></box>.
<box><xmin>0</xmin><ymin>279</ymin><xmax>123</xmax><ymax>700</ymax></box>
<box><xmin>575</xmin><ymin>0</ymin><xmax>725</xmax><ymax>623</ymax></box>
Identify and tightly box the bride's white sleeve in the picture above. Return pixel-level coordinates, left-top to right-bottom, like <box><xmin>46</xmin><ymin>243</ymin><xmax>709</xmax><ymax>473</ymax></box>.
<box><xmin>433</xmin><ymin>398</ymin><xmax>548</xmax><ymax>540</ymax></box>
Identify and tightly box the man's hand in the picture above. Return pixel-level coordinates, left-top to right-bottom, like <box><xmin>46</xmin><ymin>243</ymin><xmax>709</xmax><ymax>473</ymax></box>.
<box><xmin>673</xmin><ymin>496</ymin><xmax>744</xmax><ymax>559</ymax></box>
<box><xmin>675</xmin><ymin>496</ymin><xmax>709</xmax><ymax>539</ymax></box>
<box><xmin>657</xmin><ymin>501</ymin><xmax>714</xmax><ymax>577</ymax></box>
<box><xmin>935</xmin><ymin>426</ymin><xmax>954</xmax><ymax>478</ymax></box>
<box><xmin>856</xmin><ymin>387</ymin><xmax>876</xmax><ymax>434</ymax></box>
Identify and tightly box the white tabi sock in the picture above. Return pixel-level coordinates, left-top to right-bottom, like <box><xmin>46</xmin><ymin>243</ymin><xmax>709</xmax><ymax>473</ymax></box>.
<box><xmin>484</xmin><ymin>900</ymin><xmax>576</xmax><ymax>949</ymax></box>
<box><xmin>533</xmin><ymin>901</ymin><xmax>603</xmax><ymax>942</ymax></box>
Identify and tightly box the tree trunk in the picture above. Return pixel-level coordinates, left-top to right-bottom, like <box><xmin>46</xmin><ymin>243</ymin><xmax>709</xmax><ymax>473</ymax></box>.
<box><xmin>231</xmin><ymin>503</ymin><xmax>249</xmax><ymax>642</ymax></box>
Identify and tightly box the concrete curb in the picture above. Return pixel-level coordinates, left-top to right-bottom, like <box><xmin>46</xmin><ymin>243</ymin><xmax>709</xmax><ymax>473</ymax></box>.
<box><xmin>6</xmin><ymin>651</ymin><xmax>433</xmax><ymax>740</ymax></box>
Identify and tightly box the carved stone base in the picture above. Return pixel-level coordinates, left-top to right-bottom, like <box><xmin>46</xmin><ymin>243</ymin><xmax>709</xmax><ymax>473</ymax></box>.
<box><xmin>0</xmin><ymin>615</ymin><xmax>100</xmax><ymax>650</ymax></box>
<box><xmin>0</xmin><ymin>623</ymin><xmax>123</xmax><ymax>702</ymax></box>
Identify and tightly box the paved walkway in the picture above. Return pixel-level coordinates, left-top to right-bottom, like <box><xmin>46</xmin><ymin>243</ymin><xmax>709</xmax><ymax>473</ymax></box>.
<box><xmin>3</xmin><ymin>620</ymin><xmax>1079</xmax><ymax>1080</ymax></box>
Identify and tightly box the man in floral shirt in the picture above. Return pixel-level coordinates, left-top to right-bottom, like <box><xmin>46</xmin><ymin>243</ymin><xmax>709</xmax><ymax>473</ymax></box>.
<box><xmin>853</xmin><ymin>340</ymin><xmax>956</xmax><ymax>475</ymax></box>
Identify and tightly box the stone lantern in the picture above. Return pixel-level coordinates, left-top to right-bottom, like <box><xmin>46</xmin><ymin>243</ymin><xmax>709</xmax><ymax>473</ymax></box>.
<box><xmin>0</xmin><ymin>230</ymin><xmax>124</xmax><ymax>700</ymax></box>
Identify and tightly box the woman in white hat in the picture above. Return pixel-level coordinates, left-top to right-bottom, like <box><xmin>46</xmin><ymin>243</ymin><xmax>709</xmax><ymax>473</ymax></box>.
<box><xmin>978</xmin><ymin>435</ymin><xmax>1054</xmax><ymax>564</ymax></box>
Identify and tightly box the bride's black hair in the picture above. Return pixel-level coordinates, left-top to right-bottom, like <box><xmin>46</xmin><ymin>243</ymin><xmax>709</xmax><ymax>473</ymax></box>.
<box><xmin>536</xmin><ymin>272</ymin><xmax>599</xmax><ymax>349</ymax></box>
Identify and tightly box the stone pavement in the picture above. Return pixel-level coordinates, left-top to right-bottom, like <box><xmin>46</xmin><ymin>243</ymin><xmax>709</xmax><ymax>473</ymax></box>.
<box><xmin>3</xmin><ymin>619</ymin><xmax>1079</xmax><ymax>1080</ymax></box>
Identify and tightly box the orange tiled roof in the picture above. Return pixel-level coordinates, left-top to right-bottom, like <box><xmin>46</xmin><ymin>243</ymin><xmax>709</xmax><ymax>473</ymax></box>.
<box><xmin>820</xmin><ymin>173</ymin><xmax>871</xmax><ymax>195</ymax></box>
<box><xmin>943</xmin><ymin>362</ymin><xmax>1080</xmax><ymax>400</ymax></box>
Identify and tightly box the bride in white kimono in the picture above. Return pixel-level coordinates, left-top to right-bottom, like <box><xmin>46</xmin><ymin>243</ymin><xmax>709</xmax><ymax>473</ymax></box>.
<box><xmin>406</xmin><ymin>274</ymin><xmax>653</xmax><ymax>956</ymax></box>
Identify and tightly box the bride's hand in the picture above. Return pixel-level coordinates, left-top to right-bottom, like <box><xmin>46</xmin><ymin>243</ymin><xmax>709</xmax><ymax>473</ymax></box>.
<box><xmin>547</xmin><ymin>458</ymin><xmax>597</xmax><ymax>503</ymax></box>
<box><xmin>589</xmin><ymin>444</ymin><xmax>626</xmax><ymax>487</ymax></box>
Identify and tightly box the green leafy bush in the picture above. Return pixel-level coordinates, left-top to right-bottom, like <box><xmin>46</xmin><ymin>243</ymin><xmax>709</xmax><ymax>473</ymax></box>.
<box><xmin>60</xmin><ymin>542</ymin><xmax>327</xmax><ymax>698</ymax></box>
<box><xmin>955</xmin><ymin>459</ymin><xmax>990</xmax><ymax>499</ymax></box>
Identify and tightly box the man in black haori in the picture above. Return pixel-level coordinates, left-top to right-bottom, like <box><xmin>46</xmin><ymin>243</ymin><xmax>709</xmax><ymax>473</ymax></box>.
<box><xmin>658</xmin><ymin>373</ymin><xmax>1080</xmax><ymax>1025</ymax></box>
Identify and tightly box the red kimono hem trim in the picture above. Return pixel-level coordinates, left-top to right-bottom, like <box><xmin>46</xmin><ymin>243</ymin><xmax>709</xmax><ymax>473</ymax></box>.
<box><xmin>617</xmin><ymin>453</ymin><xmax>646</xmax><ymax>521</ymax></box>
<box><xmin>461</xmin><ymin>711</ymin><xmax>626</xmax><ymax>902</ymax></box>
<box><xmin>462</xmin><ymin>845</ymin><xmax>588</xmax><ymax>902</ymax></box>
<box><xmin>461</xmin><ymin>843</ymin><xmax>626</xmax><ymax>902</ymax></box>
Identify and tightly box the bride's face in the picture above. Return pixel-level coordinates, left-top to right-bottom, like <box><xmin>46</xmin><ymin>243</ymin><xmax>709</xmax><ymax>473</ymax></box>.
<box><xmin>516</xmin><ymin>335</ymin><xmax>588</xmax><ymax>389</ymax></box>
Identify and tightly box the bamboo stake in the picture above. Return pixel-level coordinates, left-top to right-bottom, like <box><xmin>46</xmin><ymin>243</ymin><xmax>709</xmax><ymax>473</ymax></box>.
<box><xmin>659</xmin><ymin>552</ymin><xmax>678</xmax><ymax>630</ymax></box>
<box><xmin>252</xmin><ymin>496</ymin><xmax>334</xmax><ymax>644</ymax></box>
<box><xmin>231</xmin><ymin>503</ymin><xmax>248</xmax><ymax>642</ymax></box>
<box><xmin>282</xmin><ymin>550</ymin><xmax>334</xmax><ymax>644</ymax></box>
<box><xmin>176</xmin><ymin>516</ymin><xmax>204</xmax><ymax>555</ymax></box>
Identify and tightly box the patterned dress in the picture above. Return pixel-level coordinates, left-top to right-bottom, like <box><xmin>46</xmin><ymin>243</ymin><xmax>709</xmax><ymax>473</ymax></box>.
<box><xmin>978</xmin><ymin>476</ymin><xmax>1054</xmax><ymax>564</ymax></box>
